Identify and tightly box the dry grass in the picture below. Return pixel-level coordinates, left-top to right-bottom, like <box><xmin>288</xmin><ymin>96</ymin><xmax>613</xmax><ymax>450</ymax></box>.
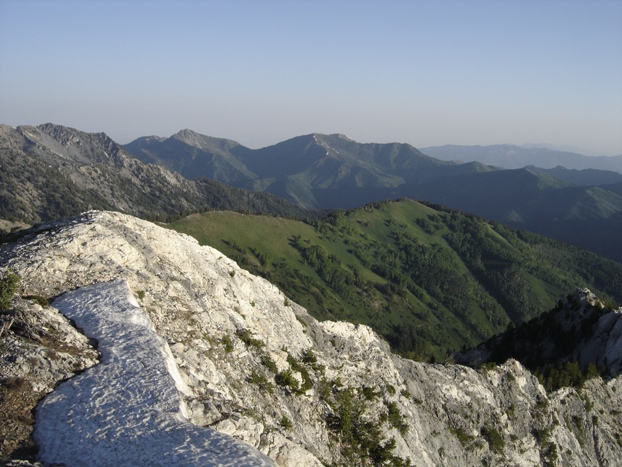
<box><xmin>0</xmin><ymin>376</ymin><xmax>40</xmax><ymax>462</ymax></box>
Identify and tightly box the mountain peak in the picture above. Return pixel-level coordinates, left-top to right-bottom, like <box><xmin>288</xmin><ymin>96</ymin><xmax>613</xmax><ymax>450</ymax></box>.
<box><xmin>170</xmin><ymin>128</ymin><xmax>203</xmax><ymax>142</ymax></box>
<box><xmin>168</xmin><ymin>129</ymin><xmax>243</xmax><ymax>151</ymax></box>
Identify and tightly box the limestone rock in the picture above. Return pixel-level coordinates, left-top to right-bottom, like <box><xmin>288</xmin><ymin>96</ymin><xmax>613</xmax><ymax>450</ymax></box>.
<box><xmin>1</xmin><ymin>211</ymin><xmax>621</xmax><ymax>465</ymax></box>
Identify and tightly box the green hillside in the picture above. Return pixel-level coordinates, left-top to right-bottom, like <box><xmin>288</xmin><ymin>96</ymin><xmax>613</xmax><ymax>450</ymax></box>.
<box><xmin>169</xmin><ymin>199</ymin><xmax>622</xmax><ymax>360</ymax></box>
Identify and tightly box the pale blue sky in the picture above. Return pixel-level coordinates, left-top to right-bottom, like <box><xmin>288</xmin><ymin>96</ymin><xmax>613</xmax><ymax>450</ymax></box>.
<box><xmin>1</xmin><ymin>0</ymin><xmax>621</xmax><ymax>154</ymax></box>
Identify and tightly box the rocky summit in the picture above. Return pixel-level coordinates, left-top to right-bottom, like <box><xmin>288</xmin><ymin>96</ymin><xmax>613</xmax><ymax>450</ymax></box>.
<box><xmin>1</xmin><ymin>211</ymin><xmax>621</xmax><ymax>465</ymax></box>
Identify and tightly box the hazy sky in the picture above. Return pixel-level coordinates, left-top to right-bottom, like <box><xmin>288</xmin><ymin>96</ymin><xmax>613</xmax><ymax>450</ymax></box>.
<box><xmin>1</xmin><ymin>0</ymin><xmax>621</xmax><ymax>154</ymax></box>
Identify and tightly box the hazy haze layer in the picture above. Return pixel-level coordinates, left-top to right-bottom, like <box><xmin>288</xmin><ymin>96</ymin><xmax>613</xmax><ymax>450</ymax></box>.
<box><xmin>0</xmin><ymin>0</ymin><xmax>620</xmax><ymax>154</ymax></box>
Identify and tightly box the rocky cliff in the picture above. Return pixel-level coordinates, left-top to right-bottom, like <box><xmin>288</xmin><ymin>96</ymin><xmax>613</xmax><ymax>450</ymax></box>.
<box><xmin>1</xmin><ymin>212</ymin><xmax>621</xmax><ymax>465</ymax></box>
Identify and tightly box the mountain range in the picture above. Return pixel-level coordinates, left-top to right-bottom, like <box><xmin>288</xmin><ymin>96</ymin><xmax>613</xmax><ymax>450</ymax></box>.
<box><xmin>2</xmin><ymin>123</ymin><xmax>621</xmax><ymax>263</ymax></box>
<box><xmin>2</xmin><ymin>123</ymin><xmax>622</xmax><ymax>465</ymax></box>
<box><xmin>420</xmin><ymin>144</ymin><xmax>622</xmax><ymax>172</ymax></box>
<box><xmin>125</xmin><ymin>130</ymin><xmax>498</xmax><ymax>210</ymax></box>
<box><xmin>124</xmin><ymin>131</ymin><xmax>622</xmax><ymax>203</ymax></box>
<box><xmin>125</xmin><ymin>129</ymin><xmax>622</xmax><ymax>263</ymax></box>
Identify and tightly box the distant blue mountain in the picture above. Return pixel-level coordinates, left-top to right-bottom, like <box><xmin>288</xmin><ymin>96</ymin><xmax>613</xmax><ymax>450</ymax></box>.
<box><xmin>420</xmin><ymin>144</ymin><xmax>622</xmax><ymax>173</ymax></box>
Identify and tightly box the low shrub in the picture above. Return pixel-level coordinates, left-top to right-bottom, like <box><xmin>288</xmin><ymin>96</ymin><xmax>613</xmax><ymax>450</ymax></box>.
<box><xmin>261</xmin><ymin>354</ymin><xmax>278</xmax><ymax>373</ymax></box>
<box><xmin>0</xmin><ymin>270</ymin><xmax>19</xmax><ymax>312</ymax></box>
<box><xmin>481</xmin><ymin>426</ymin><xmax>505</xmax><ymax>453</ymax></box>
<box><xmin>387</xmin><ymin>401</ymin><xmax>408</xmax><ymax>434</ymax></box>
<box><xmin>280</xmin><ymin>415</ymin><xmax>293</xmax><ymax>429</ymax></box>
<box><xmin>275</xmin><ymin>369</ymin><xmax>300</xmax><ymax>391</ymax></box>
<box><xmin>236</xmin><ymin>329</ymin><xmax>264</xmax><ymax>348</ymax></box>
<box><xmin>222</xmin><ymin>335</ymin><xmax>234</xmax><ymax>353</ymax></box>
<box><xmin>248</xmin><ymin>371</ymin><xmax>274</xmax><ymax>394</ymax></box>
<box><xmin>24</xmin><ymin>295</ymin><xmax>49</xmax><ymax>308</ymax></box>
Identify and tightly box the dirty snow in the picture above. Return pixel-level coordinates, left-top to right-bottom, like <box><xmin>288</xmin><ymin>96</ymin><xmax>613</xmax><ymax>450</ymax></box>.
<box><xmin>35</xmin><ymin>279</ymin><xmax>275</xmax><ymax>466</ymax></box>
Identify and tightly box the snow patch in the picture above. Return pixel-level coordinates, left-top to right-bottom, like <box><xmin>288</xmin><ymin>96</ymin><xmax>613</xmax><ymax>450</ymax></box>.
<box><xmin>35</xmin><ymin>279</ymin><xmax>274</xmax><ymax>466</ymax></box>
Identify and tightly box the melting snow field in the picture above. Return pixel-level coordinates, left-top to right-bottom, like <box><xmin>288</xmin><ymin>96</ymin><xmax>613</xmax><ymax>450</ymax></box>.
<box><xmin>35</xmin><ymin>279</ymin><xmax>275</xmax><ymax>466</ymax></box>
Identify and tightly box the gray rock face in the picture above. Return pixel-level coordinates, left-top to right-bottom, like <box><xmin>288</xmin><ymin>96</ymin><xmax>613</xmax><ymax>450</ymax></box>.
<box><xmin>1</xmin><ymin>211</ymin><xmax>621</xmax><ymax>466</ymax></box>
<box><xmin>0</xmin><ymin>123</ymin><xmax>208</xmax><ymax>223</ymax></box>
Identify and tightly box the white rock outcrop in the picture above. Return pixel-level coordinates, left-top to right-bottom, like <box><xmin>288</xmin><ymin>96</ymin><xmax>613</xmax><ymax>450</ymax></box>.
<box><xmin>1</xmin><ymin>211</ymin><xmax>621</xmax><ymax>466</ymax></box>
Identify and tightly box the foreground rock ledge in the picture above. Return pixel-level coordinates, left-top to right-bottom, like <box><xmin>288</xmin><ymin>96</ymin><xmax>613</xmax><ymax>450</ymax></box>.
<box><xmin>1</xmin><ymin>211</ymin><xmax>621</xmax><ymax>466</ymax></box>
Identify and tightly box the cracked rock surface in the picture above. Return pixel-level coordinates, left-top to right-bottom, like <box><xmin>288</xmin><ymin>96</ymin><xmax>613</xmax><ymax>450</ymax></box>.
<box><xmin>1</xmin><ymin>211</ymin><xmax>621</xmax><ymax>466</ymax></box>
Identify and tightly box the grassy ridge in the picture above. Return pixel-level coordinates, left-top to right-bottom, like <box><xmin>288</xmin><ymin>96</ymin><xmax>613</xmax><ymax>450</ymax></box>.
<box><xmin>169</xmin><ymin>199</ymin><xmax>622</xmax><ymax>360</ymax></box>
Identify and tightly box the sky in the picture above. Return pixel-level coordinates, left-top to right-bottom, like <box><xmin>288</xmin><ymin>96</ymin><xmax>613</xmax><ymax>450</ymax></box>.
<box><xmin>1</xmin><ymin>0</ymin><xmax>621</xmax><ymax>154</ymax></box>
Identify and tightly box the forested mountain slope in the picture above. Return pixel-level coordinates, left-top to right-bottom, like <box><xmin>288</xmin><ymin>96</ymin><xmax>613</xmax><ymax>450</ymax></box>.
<box><xmin>456</xmin><ymin>288</ymin><xmax>622</xmax><ymax>391</ymax></box>
<box><xmin>169</xmin><ymin>199</ymin><xmax>622</xmax><ymax>360</ymax></box>
<box><xmin>126</xmin><ymin>129</ymin><xmax>622</xmax><ymax>263</ymax></box>
<box><xmin>398</xmin><ymin>169</ymin><xmax>622</xmax><ymax>263</ymax></box>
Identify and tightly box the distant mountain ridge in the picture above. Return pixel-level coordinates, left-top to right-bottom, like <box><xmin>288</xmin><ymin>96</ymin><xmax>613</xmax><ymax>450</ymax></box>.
<box><xmin>421</xmin><ymin>144</ymin><xmax>622</xmax><ymax>173</ymax></box>
<box><xmin>400</xmin><ymin>167</ymin><xmax>622</xmax><ymax>221</ymax></box>
<box><xmin>525</xmin><ymin>166</ymin><xmax>622</xmax><ymax>186</ymax></box>
<box><xmin>125</xmin><ymin>130</ymin><xmax>496</xmax><ymax>209</ymax></box>
<box><xmin>125</xmin><ymin>129</ymin><xmax>622</xmax><ymax>262</ymax></box>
